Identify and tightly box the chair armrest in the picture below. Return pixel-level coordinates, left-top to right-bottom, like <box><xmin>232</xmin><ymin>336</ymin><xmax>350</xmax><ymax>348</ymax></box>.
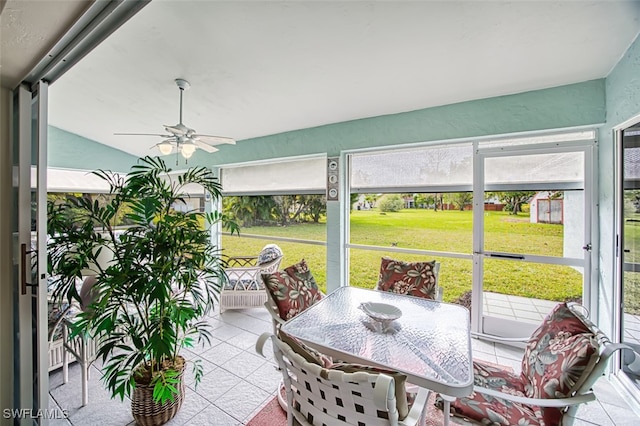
<box><xmin>264</xmin><ymin>301</ymin><xmax>285</xmax><ymax>331</ymax></box>
<box><xmin>473</xmin><ymin>386</ymin><xmax>596</xmax><ymax>407</ymax></box>
<box><xmin>401</xmin><ymin>387</ymin><xmax>430</xmax><ymax>426</ymax></box>
<box><xmin>255</xmin><ymin>332</ymin><xmax>271</xmax><ymax>358</ymax></box>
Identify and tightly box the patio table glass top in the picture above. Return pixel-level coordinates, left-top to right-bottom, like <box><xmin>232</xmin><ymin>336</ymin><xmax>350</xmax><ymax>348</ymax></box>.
<box><xmin>281</xmin><ymin>286</ymin><xmax>473</xmax><ymax>397</ymax></box>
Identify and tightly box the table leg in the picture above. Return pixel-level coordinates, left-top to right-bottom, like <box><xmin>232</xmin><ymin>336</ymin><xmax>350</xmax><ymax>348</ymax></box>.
<box><xmin>440</xmin><ymin>394</ymin><xmax>455</xmax><ymax>426</ymax></box>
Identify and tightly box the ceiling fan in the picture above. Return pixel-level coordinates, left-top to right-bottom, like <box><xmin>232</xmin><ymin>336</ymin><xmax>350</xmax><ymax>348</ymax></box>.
<box><xmin>115</xmin><ymin>78</ymin><xmax>235</xmax><ymax>162</ymax></box>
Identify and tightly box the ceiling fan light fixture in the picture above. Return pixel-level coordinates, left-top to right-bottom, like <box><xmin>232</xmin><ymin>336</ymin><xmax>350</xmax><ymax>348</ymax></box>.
<box><xmin>157</xmin><ymin>140</ymin><xmax>174</xmax><ymax>155</ymax></box>
<box><xmin>180</xmin><ymin>140</ymin><xmax>197</xmax><ymax>158</ymax></box>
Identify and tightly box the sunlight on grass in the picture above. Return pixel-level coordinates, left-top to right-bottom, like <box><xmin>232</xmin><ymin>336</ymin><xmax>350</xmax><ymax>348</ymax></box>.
<box><xmin>221</xmin><ymin>209</ymin><xmax>583</xmax><ymax>303</ymax></box>
<box><xmin>624</xmin><ymin>214</ymin><xmax>640</xmax><ymax>314</ymax></box>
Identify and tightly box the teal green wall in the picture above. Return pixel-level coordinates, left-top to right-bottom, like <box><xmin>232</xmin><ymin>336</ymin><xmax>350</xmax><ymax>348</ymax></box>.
<box><xmin>599</xmin><ymin>34</ymin><xmax>640</xmax><ymax>337</ymax></box>
<box><xmin>48</xmin><ymin>126</ymin><xmax>138</xmax><ymax>172</ymax></box>
<box><xmin>206</xmin><ymin>79</ymin><xmax>605</xmax><ymax>167</ymax></box>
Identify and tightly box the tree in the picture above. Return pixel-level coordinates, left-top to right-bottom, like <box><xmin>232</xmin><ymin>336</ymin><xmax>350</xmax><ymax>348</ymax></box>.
<box><xmin>300</xmin><ymin>195</ymin><xmax>326</xmax><ymax>223</ymax></box>
<box><xmin>223</xmin><ymin>195</ymin><xmax>276</xmax><ymax>226</ymax></box>
<box><xmin>364</xmin><ymin>194</ymin><xmax>379</xmax><ymax>208</ymax></box>
<box><xmin>433</xmin><ymin>193</ymin><xmax>444</xmax><ymax>211</ymax></box>
<box><xmin>490</xmin><ymin>191</ymin><xmax>535</xmax><ymax>214</ymax></box>
<box><xmin>350</xmin><ymin>193</ymin><xmax>360</xmax><ymax>211</ymax></box>
<box><xmin>413</xmin><ymin>193</ymin><xmax>428</xmax><ymax>209</ymax></box>
<box><xmin>447</xmin><ymin>192</ymin><xmax>473</xmax><ymax>211</ymax></box>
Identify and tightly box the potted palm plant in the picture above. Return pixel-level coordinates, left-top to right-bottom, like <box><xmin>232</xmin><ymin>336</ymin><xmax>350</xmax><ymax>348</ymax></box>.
<box><xmin>47</xmin><ymin>156</ymin><xmax>237</xmax><ymax>425</ymax></box>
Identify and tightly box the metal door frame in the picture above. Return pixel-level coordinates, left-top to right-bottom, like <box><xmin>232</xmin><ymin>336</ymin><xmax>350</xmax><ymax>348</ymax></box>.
<box><xmin>472</xmin><ymin>140</ymin><xmax>596</xmax><ymax>336</ymax></box>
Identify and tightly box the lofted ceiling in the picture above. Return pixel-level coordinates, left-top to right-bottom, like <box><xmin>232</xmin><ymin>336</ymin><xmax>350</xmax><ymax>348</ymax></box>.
<box><xmin>3</xmin><ymin>1</ymin><xmax>640</xmax><ymax>158</ymax></box>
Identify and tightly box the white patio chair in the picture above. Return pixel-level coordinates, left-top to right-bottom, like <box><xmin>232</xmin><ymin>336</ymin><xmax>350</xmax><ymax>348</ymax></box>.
<box><xmin>219</xmin><ymin>244</ymin><xmax>283</xmax><ymax>313</ymax></box>
<box><xmin>259</xmin><ymin>334</ymin><xmax>429</xmax><ymax>426</ymax></box>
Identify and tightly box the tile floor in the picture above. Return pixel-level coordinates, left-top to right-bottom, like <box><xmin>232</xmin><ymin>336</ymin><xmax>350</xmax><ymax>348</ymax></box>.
<box><xmin>483</xmin><ymin>292</ymin><xmax>560</xmax><ymax>323</ymax></box>
<box><xmin>49</xmin><ymin>304</ymin><xmax>640</xmax><ymax>425</ymax></box>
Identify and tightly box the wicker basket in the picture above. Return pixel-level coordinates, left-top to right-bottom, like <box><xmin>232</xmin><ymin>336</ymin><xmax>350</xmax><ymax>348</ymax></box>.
<box><xmin>131</xmin><ymin>357</ymin><xmax>186</xmax><ymax>426</ymax></box>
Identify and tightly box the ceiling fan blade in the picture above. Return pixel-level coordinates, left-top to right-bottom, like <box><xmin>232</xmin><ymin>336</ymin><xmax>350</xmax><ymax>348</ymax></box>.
<box><xmin>115</xmin><ymin>81</ymin><xmax>235</xmax><ymax>155</ymax></box>
<box><xmin>114</xmin><ymin>132</ymin><xmax>173</xmax><ymax>138</ymax></box>
<box><xmin>193</xmin><ymin>134</ymin><xmax>236</xmax><ymax>145</ymax></box>
<box><xmin>193</xmin><ymin>140</ymin><xmax>219</xmax><ymax>153</ymax></box>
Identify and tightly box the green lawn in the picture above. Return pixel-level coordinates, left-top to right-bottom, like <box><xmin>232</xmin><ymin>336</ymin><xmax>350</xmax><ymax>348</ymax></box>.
<box><xmin>221</xmin><ymin>209</ymin><xmax>582</xmax><ymax>303</ymax></box>
<box><xmin>624</xmin><ymin>212</ymin><xmax>640</xmax><ymax>314</ymax></box>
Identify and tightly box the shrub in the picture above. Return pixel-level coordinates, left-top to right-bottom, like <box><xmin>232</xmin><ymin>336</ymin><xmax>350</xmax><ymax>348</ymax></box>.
<box><xmin>378</xmin><ymin>194</ymin><xmax>404</xmax><ymax>212</ymax></box>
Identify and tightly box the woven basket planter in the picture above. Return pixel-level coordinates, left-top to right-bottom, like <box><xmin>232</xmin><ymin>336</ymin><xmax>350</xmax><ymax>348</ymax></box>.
<box><xmin>131</xmin><ymin>357</ymin><xmax>186</xmax><ymax>426</ymax></box>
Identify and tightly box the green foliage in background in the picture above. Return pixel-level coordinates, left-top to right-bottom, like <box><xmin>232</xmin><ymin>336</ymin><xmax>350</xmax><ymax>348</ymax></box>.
<box><xmin>222</xmin><ymin>208</ymin><xmax>582</xmax><ymax>303</ymax></box>
<box><xmin>378</xmin><ymin>194</ymin><xmax>405</xmax><ymax>212</ymax></box>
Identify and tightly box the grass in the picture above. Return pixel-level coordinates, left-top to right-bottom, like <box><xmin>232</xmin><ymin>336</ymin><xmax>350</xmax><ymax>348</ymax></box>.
<box><xmin>221</xmin><ymin>209</ymin><xmax>582</xmax><ymax>303</ymax></box>
<box><xmin>624</xmin><ymin>212</ymin><xmax>640</xmax><ymax>314</ymax></box>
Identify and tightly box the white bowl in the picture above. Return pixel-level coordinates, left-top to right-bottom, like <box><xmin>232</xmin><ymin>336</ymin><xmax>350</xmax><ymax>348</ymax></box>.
<box><xmin>359</xmin><ymin>302</ymin><xmax>402</xmax><ymax>323</ymax></box>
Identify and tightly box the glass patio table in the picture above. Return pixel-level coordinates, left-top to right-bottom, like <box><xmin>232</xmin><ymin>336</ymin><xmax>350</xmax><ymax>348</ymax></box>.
<box><xmin>280</xmin><ymin>286</ymin><xmax>473</xmax><ymax>425</ymax></box>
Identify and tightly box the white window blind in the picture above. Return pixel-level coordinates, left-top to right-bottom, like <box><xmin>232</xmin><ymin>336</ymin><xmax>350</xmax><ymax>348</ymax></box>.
<box><xmin>350</xmin><ymin>143</ymin><xmax>473</xmax><ymax>193</ymax></box>
<box><xmin>221</xmin><ymin>156</ymin><xmax>327</xmax><ymax>195</ymax></box>
<box><xmin>38</xmin><ymin>168</ymin><xmax>114</xmax><ymax>193</ymax></box>
<box><xmin>485</xmin><ymin>152</ymin><xmax>585</xmax><ymax>190</ymax></box>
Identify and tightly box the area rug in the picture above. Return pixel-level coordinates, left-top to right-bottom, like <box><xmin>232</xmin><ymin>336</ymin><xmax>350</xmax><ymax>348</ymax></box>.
<box><xmin>246</xmin><ymin>390</ymin><xmax>457</xmax><ymax>426</ymax></box>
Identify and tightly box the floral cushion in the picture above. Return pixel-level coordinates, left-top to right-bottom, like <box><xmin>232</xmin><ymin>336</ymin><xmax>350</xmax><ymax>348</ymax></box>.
<box><xmin>376</xmin><ymin>257</ymin><xmax>437</xmax><ymax>299</ymax></box>
<box><xmin>436</xmin><ymin>361</ymin><xmax>549</xmax><ymax>426</ymax></box>
<box><xmin>224</xmin><ymin>278</ymin><xmax>261</xmax><ymax>291</ymax></box>
<box><xmin>263</xmin><ymin>259</ymin><xmax>323</xmax><ymax>320</ymax></box>
<box><xmin>521</xmin><ymin>303</ymin><xmax>599</xmax><ymax>396</ymax></box>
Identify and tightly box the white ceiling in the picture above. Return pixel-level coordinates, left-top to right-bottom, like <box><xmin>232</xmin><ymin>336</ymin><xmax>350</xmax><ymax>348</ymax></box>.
<box><xmin>0</xmin><ymin>0</ymin><xmax>91</xmax><ymax>87</ymax></box>
<box><xmin>6</xmin><ymin>1</ymin><xmax>640</xmax><ymax>158</ymax></box>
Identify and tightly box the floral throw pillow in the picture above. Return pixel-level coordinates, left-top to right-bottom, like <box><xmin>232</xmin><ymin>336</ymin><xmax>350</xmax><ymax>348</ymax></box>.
<box><xmin>376</xmin><ymin>257</ymin><xmax>437</xmax><ymax>299</ymax></box>
<box><xmin>523</xmin><ymin>331</ymin><xmax>599</xmax><ymax>398</ymax></box>
<box><xmin>263</xmin><ymin>259</ymin><xmax>323</xmax><ymax>321</ymax></box>
<box><xmin>521</xmin><ymin>302</ymin><xmax>600</xmax><ymax>424</ymax></box>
